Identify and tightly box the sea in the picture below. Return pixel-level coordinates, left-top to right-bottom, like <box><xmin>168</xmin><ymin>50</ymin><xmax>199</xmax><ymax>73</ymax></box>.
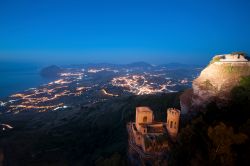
<box><xmin>0</xmin><ymin>61</ymin><xmax>53</xmax><ymax>99</ymax></box>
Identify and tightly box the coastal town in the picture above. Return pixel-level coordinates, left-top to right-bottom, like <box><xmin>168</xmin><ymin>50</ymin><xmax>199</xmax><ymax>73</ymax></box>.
<box><xmin>0</xmin><ymin>64</ymin><xmax>200</xmax><ymax>115</ymax></box>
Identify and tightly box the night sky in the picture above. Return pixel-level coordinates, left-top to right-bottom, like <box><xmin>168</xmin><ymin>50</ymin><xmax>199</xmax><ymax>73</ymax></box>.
<box><xmin>1</xmin><ymin>0</ymin><xmax>250</xmax><ymax>65</ymax></box>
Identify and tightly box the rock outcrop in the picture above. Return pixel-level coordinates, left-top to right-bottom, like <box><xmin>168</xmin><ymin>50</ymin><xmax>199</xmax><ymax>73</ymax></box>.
<box><xmin>181</xmin><ymin>54</ymin><xmax>250</xmax><ymax>113</ymax></box>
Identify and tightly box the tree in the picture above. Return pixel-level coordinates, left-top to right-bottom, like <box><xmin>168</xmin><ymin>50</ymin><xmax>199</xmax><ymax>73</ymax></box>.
<box><xmin>231</xmin><ymin>76</ymin><xmax>250</xmax><ymax>107</ymax></box>
<box><xmin>95</xmin><ymin>153</ymin><xmax>126</xmax><ymax>166</ymax></box>
<box><xmin>209</xmin><ymin>56</ymin><xmax>221</xmax><ymax>65</ymax></box>
<box><xmin>208</xmin><ymin>123</ymin><xmax>248</xmax><ymax>166</ymax></box>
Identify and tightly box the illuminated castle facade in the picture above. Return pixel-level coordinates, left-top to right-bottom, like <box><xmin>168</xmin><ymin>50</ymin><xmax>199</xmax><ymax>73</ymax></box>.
<box><xmin>219</xmin><ymin>53</ymin><xmax>248</xmax><ymax>62</ymax></box>
<box><xmin>128</xmin><ymin>107</ymin><xmax>180</xmax><ymax>153</ymax></box>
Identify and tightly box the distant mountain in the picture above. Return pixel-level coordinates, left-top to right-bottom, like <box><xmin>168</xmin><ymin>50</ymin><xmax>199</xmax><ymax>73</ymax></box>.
<box><xmin>125</xmin><ymin>61</ymin><xmax>153</xmax><ymax>68</ymax></box>
<box><xmin>40</xmin><ymin>65</ymin><xmax>64</xmax><ymax>78</ymax></box>
<box><xmin>69</xmin><ymin>62</ymin><xmax>153</xmax><ymax>69</ymax></box>
<box><xmin>160</xmin><ymin>63</ymin><xmax>202</xmax><ymax>69</ymax></box>
<box><xmin>84</xmin><ymin>63</ymin><xmax>120</xmax><ymax>68</ymax></box>
<box><xmin>43</xmin><ymin>62</ymin><xmax>203</xmax><ymax>70</ymax></box>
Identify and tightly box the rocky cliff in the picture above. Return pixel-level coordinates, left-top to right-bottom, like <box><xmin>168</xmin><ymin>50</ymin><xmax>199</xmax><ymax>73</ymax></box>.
<box><xmin>181</xmin><ymin>55</ymin><xmax>250</xmax><ymax>113</ymax></box>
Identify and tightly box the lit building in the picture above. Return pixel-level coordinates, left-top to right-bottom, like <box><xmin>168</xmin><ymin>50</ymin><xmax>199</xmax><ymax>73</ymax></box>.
<box><xmin>219</xmin><ymin>53</ymin><xmax>248</xmax><ymax>62</ymax></box>
<box><xmin>128</xmin><ymin>107</ymin><xmax>180</xmax><ymax>153</ymax></box>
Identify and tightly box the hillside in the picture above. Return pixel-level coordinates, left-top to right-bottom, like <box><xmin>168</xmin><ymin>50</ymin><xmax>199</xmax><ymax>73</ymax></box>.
<box><xmin>181</xmin><ymin>55</ymin><xmax>250</xmax><ymax>112</ymax></box>
<box><xmin>175</xmin><ymin>54</ymin><xmax>250</xmax><ymax>166</ymax></box>
<box><xmin>0</xmin><ymin>93</ymin><xmax>181</xmax><ymax>165</ymax></box>
<box><xmin>170</xmin><ymin>75</ymin><xmax>250</xmax><ymax>166</ymax></box>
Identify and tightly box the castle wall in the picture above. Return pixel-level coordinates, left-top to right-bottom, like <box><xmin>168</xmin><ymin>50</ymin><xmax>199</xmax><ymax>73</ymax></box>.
<box><xmin>140</xmin><ymin>126</ymin><xmax>147</xmax><ymax>134</ymax></box>
<box><xmin>132</xmin><ymin>123</ymin><xmax>144</xmax><ymax>147</ymax></box>
<box><xmin>131</xmin><ymin>107</ymin><xmax>180</xmax><ymax>154</ymax></box>
<box><xmin>141</xmin><ymin>137</ymin><xmax>147</xmax><ymax>152</ymax></box>
<box><xmin>135</xmin><ymin>133</ymin><xmax>142</xmax><ymax>146</ymax></box>
<box><xmin>220</xmin><ymin>54</ymin><xmax>248</xmax><ymax>62</ymax></box>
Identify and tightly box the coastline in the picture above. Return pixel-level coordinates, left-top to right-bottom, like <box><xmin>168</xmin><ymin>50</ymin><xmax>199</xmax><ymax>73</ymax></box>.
<box><xmin>0</xmin><ymin>68</ymin><xmax>54</xmax><ymax>99</ymax></box>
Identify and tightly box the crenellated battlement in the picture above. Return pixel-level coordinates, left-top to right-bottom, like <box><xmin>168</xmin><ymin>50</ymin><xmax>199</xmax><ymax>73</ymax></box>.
<box><xmin>218</xmin><ymin>53</ymin><xmax>248</xmax><ymax>62</ymax></box>
<box><xmin>128</xmin><ymin>106</ymin><xmax>181</xmax><ymax>155</ymax></box>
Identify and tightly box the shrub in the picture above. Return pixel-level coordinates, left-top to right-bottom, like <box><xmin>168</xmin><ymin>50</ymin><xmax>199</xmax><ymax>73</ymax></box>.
<box><xmin>209</xmin><ymin>56</ymin><xmax>221</xmax><ymax>65</ymax></box>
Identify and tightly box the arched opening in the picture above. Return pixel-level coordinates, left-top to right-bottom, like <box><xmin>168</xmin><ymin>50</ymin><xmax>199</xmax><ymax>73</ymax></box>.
<box><xmin>143</xmin><ymin>116</ymin><xmax>147</xmax><ymax>123</ymax></box>
<box><xmin>170</xmin><ymin>121</ymin><xmax>173</xmax><ymax>128</ymax></box>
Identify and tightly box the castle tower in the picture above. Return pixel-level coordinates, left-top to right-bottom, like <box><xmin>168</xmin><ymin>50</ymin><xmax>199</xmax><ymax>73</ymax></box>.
<box><xmin>166</xmin><ymin>108</ymin><xmax>180</xmax><ymax>140</ymax></box>
<box><xmin>135</xmin><ymin>107</ymin><xmax>153</xmax><ymax>131</ymax></box>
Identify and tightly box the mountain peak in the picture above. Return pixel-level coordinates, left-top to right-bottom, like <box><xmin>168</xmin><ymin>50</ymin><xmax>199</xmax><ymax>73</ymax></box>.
<box><xmin>180</xmin><ymin>55</ymin><xmax>250</xmax><ymax>113</ymax></box>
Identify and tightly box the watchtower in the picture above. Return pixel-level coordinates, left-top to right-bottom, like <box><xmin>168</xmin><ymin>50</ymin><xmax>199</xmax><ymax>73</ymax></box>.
<box><xmin>166</xmin><ymin>108</ymin><xmax>180</xmax><ymax>140</ymax></box>
<box><xmin>135</xmin><ymin>107</ymin><xmax>154</xmax><ymax>131</ymax></box>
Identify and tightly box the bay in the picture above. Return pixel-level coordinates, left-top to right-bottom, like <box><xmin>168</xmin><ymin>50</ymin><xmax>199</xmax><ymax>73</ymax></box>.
<box><xmin>0</xmin><ymin>62</ymin><xmax>53</xmax><ymax>99</ymax></box>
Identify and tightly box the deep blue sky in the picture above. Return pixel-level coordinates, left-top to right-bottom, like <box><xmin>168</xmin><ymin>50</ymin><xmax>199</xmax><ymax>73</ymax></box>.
<box><xmin>0</xmin><ymin>0</ymin><xmax>250</xmax><ymax>65</ymax></box>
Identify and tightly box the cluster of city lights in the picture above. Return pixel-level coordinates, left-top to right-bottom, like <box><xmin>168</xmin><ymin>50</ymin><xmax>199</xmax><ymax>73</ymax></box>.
<box><xmin>88</xmin><ymin>68</ymin><xmax>105</xmax><ymax>73</ymax></box>
<box><xmin>111</xmin><ymin>74</ymin><xmax>176</xmax><ymax>95</ymax></box>
<box><xmin>0</xmin><ymin>68</ymin><xmax>195</xmax><ymax>115</ymax></box>
<box><xmin>3</xmin><ymin>72</ymin><xmax>89</xmax><ymax>114</ymax></box>
<box><xmin>88</xmin><ymin>68</ymin><xmax>119</xmax><ymax>73</ymax></box>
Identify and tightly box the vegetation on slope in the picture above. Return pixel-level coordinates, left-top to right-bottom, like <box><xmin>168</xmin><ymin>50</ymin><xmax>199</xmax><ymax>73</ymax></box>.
<box><xmin>209</xmin><ymin>56</ymin><xmax>221</xmax><ymax>65</ymax></box>
<box><xmin>231</xmin><ymin>76</ymin><xmax>250</xmax><ymax>105</ymax></box>
<box><xmin>169</xmin><ymin>76</ymin><xmax>250</xmax><ymax>166</ymax></box>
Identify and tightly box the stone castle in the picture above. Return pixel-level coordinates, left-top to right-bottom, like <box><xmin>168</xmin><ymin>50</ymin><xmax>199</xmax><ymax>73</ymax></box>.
<box><xmin>127</xmin><ymin>106</ymin><xmax>180</xmax><ymax>164</ymax></box>
<box><xmin>218</xmin><ymin>53</ymin><xmax>248</xmax><ymax>62</ymax></box>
